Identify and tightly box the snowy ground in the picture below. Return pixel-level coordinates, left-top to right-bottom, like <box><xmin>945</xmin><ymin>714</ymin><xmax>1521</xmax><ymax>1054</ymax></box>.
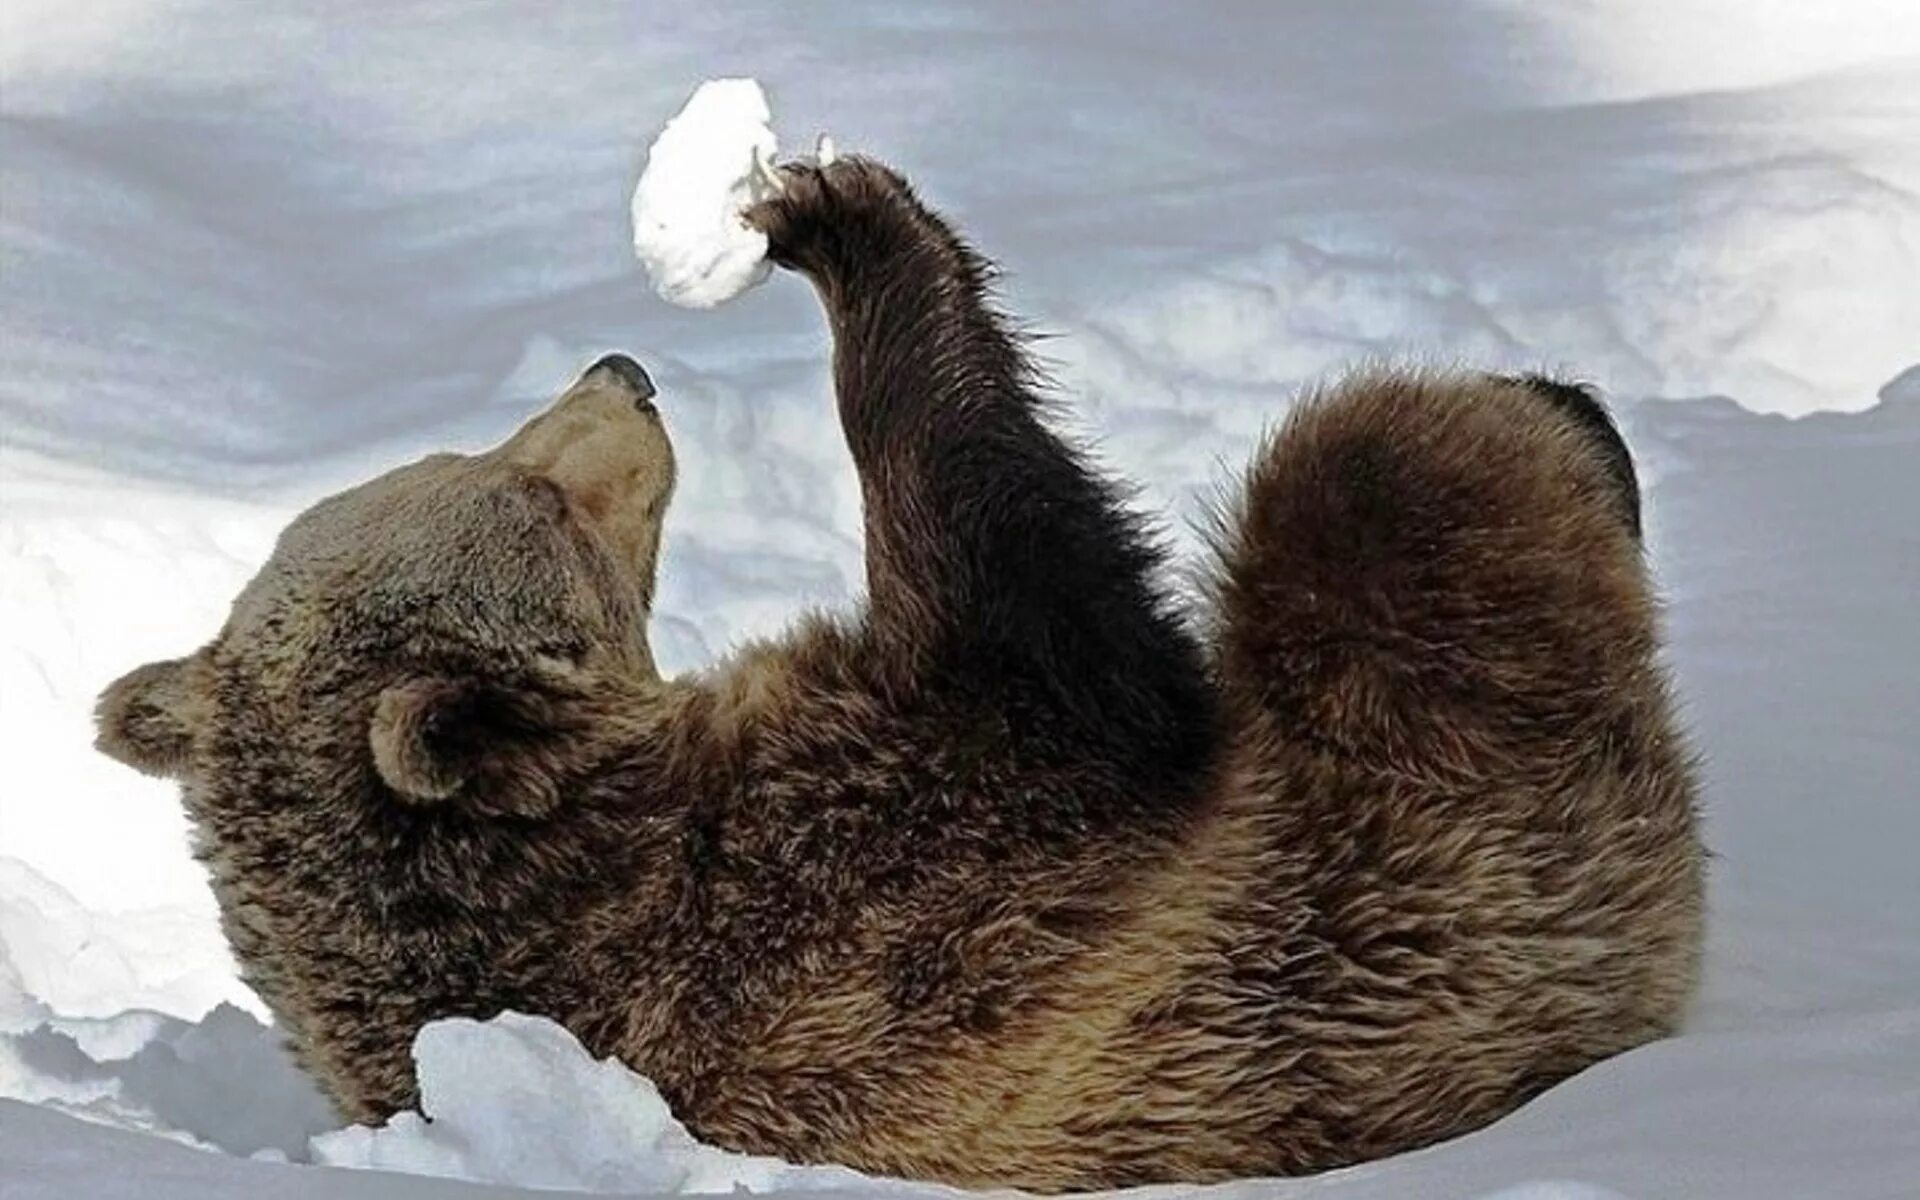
<box><xmin>4</xmin><ymin>3</ymin><xmax>1919</xmax><ymax>1197</ymax></box>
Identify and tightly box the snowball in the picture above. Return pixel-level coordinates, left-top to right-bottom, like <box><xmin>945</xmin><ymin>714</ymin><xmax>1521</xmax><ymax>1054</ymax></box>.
<box><xmin>631</xmin><ymin>78</ymin><xmax>782</xmax><ymax>309</ymax></box>
<box><xmin>309</xmin><ymin>1012</ymin><xmax>882</xmax><ymax>1194</ymax></box>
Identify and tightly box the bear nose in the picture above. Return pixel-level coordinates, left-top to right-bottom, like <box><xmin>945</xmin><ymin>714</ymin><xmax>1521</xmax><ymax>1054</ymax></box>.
<box><xmin>585</xmin><ymin>353</ymin><xmax>657</xmax><ymax>403</ymax></box>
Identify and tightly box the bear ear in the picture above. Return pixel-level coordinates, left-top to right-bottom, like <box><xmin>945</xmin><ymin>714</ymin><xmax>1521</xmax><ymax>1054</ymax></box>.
<box><xmin>370</xmin><ymin>673</ymin><xmax>584</xmax><ymax>818</ymax></box>
<box><xmin>95</xmin><ymin>656</ymin><xmax>207</xmax><ymax>779</ymax></box>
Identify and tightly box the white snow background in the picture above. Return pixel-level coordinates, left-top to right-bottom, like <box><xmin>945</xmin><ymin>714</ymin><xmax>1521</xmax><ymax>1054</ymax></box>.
<box><xmin>4</xmin><ymin>2</ymin><xmax>1918</xmax><ymax>1197</ymax></box>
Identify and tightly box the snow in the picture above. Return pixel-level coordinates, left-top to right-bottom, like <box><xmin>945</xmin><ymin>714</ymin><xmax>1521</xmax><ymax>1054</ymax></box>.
<box><xmin>4</xmin><ymin>2</ymin><xmax>1920</xmax><ymax>1198</ymax></box>
<box><xmin>0</xmin><ymin>856</ymin><xmax>251</xmax><ymax>1023</ymax></box>
<box><xmin>310</xmin><ymin>1013</ymin><xmax>884</xmax><ymax>1196</ymax></box>
<box><xmin>631</xmin><ymin>79</ymin><xmax>782</xmax><ymax>309</ymax></box>
<box><xmin>1</xmin><ymin>997</ymin><xmax>336</xmax><ymax>1159</ymax></box>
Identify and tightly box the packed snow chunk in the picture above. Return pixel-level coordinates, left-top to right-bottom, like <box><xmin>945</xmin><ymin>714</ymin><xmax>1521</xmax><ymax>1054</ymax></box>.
<box><xmin>309</xmin><ymin>1011</ymin><xmax>882</xmax><ymax>1194</ymax></box>
<box><xmin>632</xmin><ymin>78</ymin><xmax>783</xmax><ymax>309</ymax></box>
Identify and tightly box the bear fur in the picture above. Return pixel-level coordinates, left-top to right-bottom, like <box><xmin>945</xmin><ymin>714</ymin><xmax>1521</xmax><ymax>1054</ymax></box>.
<box><xmin>95</xmin><ymin>157</ymin><xmax>1703</xmax><ymax>1191</ymax></box>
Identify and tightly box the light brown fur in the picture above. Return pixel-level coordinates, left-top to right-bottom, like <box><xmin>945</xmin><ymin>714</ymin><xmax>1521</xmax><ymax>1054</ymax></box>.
<box><xmin>95</xmin><ymin>158</ymin><xmax>1702</xmax><ymax>1191</ymax></box>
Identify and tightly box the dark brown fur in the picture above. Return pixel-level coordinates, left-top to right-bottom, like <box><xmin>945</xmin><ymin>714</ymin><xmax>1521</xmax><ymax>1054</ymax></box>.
<box><xmin>95</xmin><ymin>158</ymin><xmax>1702</xmax><ymax>1191</ymax></box>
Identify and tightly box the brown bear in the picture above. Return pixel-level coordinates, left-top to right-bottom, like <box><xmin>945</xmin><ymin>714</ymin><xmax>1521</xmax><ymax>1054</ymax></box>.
<box><xmin>94</xmin><ymin>157</ymin><xmax>1703</xmax><ymax>1191</ymax></box>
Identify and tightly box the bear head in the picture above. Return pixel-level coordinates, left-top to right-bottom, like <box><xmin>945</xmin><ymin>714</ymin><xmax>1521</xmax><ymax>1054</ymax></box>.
<box><xmin>94</xmin><ymin>354</ymin><xmax>675</xmax><ymax>826</ymax></box>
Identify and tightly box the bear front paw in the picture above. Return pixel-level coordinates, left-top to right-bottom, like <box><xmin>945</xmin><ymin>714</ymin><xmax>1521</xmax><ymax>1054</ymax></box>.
<box><xmin>743</xmin><ymin>154</ymin><xmax>923</xmax><ymax>272</ymax></box>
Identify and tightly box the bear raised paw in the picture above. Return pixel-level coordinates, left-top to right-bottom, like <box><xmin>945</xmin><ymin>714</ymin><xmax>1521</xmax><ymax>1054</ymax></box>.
<box><xmin>96</xmin><ymin>154</ymin><xmax>1702</xmax><ymax>1192</ymax></box>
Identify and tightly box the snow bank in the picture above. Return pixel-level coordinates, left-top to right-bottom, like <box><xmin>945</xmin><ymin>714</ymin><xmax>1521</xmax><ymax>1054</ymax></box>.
<box><xmin>311</xmin><ymin>1013</ymin><xmax>882</xmax><ymax>1195</ymax></box>
<box><xmin>0</xmin><ymin>856</ymin><xmax>249</xmax><ymax>1023</ymax></box>
<box><xmin>631</xmin><ymin>79</ymin><xmax>783</xmax><ymax>309</ymax></box>
<box><xmin>0</xmin><ymin>450</ymin><xmax>291</xmax><ymax>921</ymax></box>
<box><xmin>0</xmin><ymin>993</ymin><xmax>334</xmax><ymax>1159</ymax></box>
<box><xmin>8</xmin><ymin>1000</ymin><xmax>1920</xmax><ymax>1198</ymax></box>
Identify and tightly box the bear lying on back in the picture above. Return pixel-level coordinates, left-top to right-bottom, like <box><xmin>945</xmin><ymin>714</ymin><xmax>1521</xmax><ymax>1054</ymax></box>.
<box><xmin>95</xmin><ymin>156</ymin><xmax>1703</xmax><ymax>1191</ymax></box>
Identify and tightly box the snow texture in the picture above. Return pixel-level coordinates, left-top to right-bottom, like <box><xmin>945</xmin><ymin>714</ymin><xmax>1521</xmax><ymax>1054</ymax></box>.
<box><xmin>631</xmin><ymin>79</ymin><xmax>781</xmax><ymax>309</ymax></box>
<box><xmin>4</xmin><ymin>2</ymin><xmax>1920</xmax><ymax>1198</ymax></box>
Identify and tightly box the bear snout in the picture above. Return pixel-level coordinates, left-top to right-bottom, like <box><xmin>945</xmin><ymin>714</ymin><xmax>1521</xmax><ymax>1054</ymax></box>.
<box><xmin>584</xmin><ymin>353</ymin><xmax>656</xmax><ymax>407</ymax></box>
